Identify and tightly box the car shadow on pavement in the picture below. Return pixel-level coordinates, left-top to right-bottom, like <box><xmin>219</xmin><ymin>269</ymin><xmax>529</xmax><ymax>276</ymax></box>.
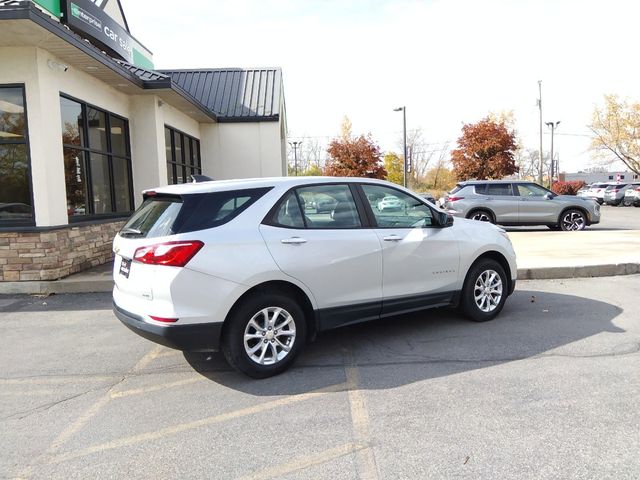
<box><xmin>184</xmin><ymin>288</ymin><xmax>624</xmax><ymax>395</ymax></box>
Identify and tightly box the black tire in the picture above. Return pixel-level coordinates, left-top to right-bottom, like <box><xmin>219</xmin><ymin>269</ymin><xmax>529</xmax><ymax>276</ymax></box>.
<box><xmin>460</xmin><ymin>259</ymin><xmax>508</xmax><ymax>322</ymax></box>
<box><xmin>222</xmin><ymin>292</ymin><xmax>306</xmax><ymax>378</ymax></box>
<box><xmin>467</xmin><ymin>209</ymin><xmax>495</xmax><ymax>224</ymax></box>
<box><xmin>559</xmin><ymin>209</ymin><xmax>586</xmax><ymax>231</ymax></box>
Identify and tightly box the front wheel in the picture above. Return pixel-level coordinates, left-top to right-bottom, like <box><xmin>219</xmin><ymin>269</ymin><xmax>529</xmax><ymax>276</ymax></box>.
<box><xmin>559</xmin><ymin>209</ymin><xmax>586</xmax><ymax>231</ymax></box>
<box><xmin>222</xmin><ymin>292</ymin><xmax>306</xmax><ymax>378</ymax></box>
<box><xmin>460</xmin><ymin>259</ymin><xmax>508</xmax><ymax>322</ymax></box>
<box><xmin>467</xmin><ymin>210</ymin><xmax>494</xmax><ymax>223</ymax></box>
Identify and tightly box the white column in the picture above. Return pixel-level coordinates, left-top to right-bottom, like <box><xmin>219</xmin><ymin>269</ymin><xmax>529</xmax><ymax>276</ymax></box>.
<box><xmin>129</xmin><ymin>95</ymin><xmax>166</xmax><ymax>207</ymax></box>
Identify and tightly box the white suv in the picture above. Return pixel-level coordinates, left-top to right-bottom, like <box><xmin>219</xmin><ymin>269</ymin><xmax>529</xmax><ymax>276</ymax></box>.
<box><xmin>113</xmin><ymin>177</ymin><xmax>517</xmax><ymax>378</ymax></box>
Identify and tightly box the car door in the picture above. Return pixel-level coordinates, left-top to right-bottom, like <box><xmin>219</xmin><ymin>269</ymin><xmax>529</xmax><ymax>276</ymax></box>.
<box><xmin>515</xmin><ymin>182</ymin><xmax>559</xmax><ymax>223</ymax></box>
<box><xmin>259</xmin><ymin>183</ymin><xmax>383</xmax><ymax>329</ymax></box>
<box><xmin>484</xmin><ymin>183</ymin><xmax>518</xmax><ymax>223</ymax></box>
<box><xmin>358</xmin><ymin>184</ymin><xmax>460</xmax><ymax>317</ymax></box>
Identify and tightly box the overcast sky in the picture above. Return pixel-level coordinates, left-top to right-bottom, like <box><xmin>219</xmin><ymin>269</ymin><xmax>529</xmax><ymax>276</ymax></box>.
<box><xmin>122</xmin><ymin>0</ymin><xmax>638</xmax><ymax>173</ymax></box>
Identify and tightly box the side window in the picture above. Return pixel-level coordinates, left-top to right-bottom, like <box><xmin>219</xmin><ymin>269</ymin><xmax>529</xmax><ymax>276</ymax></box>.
<box><xmin>362</xmin><ymin>184</ymin><xmax>434</xmax><ymax>228</ymax></box>
<box><xmin>516</xmin><ymin>183</ymin><xmax>548</xmax><ymax>197</ymax></box>
<box><xmin>486</xmin><ymin>184</ymin><xmax>513</xmax><ymax>196</ymax></box>
<box><xmin>473</xmin><ymin>184</ymin><xmax>487</xmax><ymax>195</ymax></box>
<box><xmin>298</xmin><ymin>184</ymin><xmax>362</xmax><ymax>229</ymax></box>
<box><xmin>272</xmin><ymin>191</ymin><xmax>305</xmax><ymax>228</ymax></box>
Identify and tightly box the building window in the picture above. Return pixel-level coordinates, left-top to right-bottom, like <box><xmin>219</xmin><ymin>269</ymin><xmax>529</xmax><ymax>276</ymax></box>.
<box><xmin>165</xmin><ymin>126</ymin><xmax>201</xmax><ymax>184</ymax></box>
<box><xmin>0</xmin><ymin>85</ymin><xmax>33</xmax><ymax>225</ymax></box>
<box><xmin>60</xmin><ymin>95</ymin><xmax>133</xmax><ymax>218</ymax></box>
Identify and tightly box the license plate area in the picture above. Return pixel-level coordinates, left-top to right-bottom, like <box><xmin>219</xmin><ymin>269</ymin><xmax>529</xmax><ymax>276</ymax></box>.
<box><xmin>119</xmin><ymin>257</ymin><xmax>132</xmax><ymax>278</ymax></box>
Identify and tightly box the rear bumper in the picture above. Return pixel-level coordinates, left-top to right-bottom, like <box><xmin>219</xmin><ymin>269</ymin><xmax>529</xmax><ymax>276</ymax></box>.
<box><xmin>113</xmin><ymin>302</ymin><xmax>223</xmax><ymax>352</ymax></box>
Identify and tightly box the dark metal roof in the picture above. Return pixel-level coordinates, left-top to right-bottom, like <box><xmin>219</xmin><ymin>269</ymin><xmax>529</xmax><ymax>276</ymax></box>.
<box><xmin>117</xmin><ymin>61</ymin><xmax>169</xmax><ymax>83</ymax></box>
<box><xmin>158</xmin><ymin>69</ymin><xmax>283</xmax><ymax>122</ymax></box>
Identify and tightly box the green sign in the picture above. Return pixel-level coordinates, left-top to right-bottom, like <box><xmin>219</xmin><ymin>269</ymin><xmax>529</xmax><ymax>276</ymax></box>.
<box><xmin>33</xmin><ymin>0</ymin><xmax>62</xmax><ymax>17</ymax></box>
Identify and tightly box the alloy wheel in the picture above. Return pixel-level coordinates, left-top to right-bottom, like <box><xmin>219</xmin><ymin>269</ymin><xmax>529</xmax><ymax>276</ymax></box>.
<box><xmin>244</xmin><ymin>307</ymin><xmax>296</xmax><ymax>365</ymax></box>
<box><xmin>473</xmin><ymin>269</ymin><xmax>503</xmax><ymax>313</ymax></box>
<box><xmin>561</xmin><ymin>211</ymin><xmax>585</xmax><ymax>231</ymax></box>
<box><xmin>471</xmin><ymin>211</ymin><xmax>492</xmax><ymax>222</ymax></box>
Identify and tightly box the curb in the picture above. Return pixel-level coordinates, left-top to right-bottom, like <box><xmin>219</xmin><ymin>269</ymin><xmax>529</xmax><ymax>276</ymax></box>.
<box><xmin>0</xmin><ymin>263</ymin><xmax>638</xmax><ymax>296</ymax></box>
<box><xmin>0</xmin><ymin>279</ymin><xmax>113</xmax><ymax>295</ymax></box>
<box><xmin>517</xmin><ymin>262</ymin><xmax>640</xmax><ymax>280</ymax></box>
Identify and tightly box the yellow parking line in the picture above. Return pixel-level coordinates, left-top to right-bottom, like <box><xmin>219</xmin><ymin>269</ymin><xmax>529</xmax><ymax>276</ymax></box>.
<box><xmin>110</xmin><ymin>375</ymin><xmax>205</xmax><ymax>398</ymax></box>
<box><xmin>17</xmin><ymin>345</ymin><xmax>164</xmax><ymax>479</ymax></box>
<box><xmin>0</xmin><ymin>376</ymin><xmax>118</xmax><ymax>385</ymax></box>
<box><xmin>236</xmin><ymin>442</ymin><xmax>366</xmax><ymax>480</ymax></box>
<box><xmin>49</xmin><ymin>382</ymin><xmax>348</xmax><ymax>465</ymax></box>
<box><xmin>345</xmin><ymin>362</ymin><xmax>380</xmax><ymax>480</ymax></box>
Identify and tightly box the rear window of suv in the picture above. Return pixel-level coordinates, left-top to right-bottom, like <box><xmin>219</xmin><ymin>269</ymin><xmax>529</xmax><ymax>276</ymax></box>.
<box><xmin>120</xmin><ymin>187</ymin><xmax>271</xmax><ymax>239</ymax></box>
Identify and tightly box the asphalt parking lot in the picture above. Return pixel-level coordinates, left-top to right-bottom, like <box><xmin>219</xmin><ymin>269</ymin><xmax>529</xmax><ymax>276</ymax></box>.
<box><xmin>1</xmin><ymin>275</ymin><xmax>639</xmax><ymax>479</ymax></box>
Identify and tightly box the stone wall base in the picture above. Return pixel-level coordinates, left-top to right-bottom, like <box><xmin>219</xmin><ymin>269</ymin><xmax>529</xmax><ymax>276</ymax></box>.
<box><xmin>0</xmin><ymin>220</ymin><xmax>125</xmax><ymax>282</ymax></box>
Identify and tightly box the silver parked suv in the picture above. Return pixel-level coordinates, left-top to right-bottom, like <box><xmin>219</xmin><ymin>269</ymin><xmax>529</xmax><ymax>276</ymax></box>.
<box><xmin>444</xmin><ymin>180</ymin><xmax>600</xmax><ymax>231</ymax></box>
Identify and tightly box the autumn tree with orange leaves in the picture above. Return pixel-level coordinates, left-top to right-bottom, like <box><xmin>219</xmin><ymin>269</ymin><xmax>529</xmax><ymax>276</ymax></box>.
<box><xmin>324</xmin><ymin>117</ymin><xmax>387</xmax><ymax>178</ymax></box>
<box><xmin>451</xmin><ymin>118</ymin><xmax>518</xmax><ymax>180</ymax></box>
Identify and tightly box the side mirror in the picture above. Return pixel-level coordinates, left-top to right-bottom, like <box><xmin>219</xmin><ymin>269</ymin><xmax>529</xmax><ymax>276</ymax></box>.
<box><xmin>438</xmin><ymin>211</ymin><xmax>454</xmax><ymax>228</ymax></box>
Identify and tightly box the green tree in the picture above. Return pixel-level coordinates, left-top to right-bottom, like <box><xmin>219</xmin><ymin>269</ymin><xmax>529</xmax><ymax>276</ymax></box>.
<box><xmin>589</xmin><ymin>94</ymin><xmax>640</xmax><ymax>175</ymax></box>
<box><xmin>383</xmin><ymin>152</ymin><xmax>403</xmax><ymax>185</ymax></box>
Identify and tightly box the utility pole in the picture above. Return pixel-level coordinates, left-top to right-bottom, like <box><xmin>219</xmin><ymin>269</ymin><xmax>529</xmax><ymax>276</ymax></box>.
<box><xmin>393</xmin><ymin>106</ymin><xmax>407</xmax><ymax>187</ymax></box>
<box><xmin>545</xmin><ymin>121</ymin><xmax>560</xmax><ymax>186</ymax></box>
<box><xmin>537</xmin><ymin>81</ymin><xmax>543</xmax><ymax>185</ymax></box>
<box><xmin>288</xmin><ymin>141</ymin><xmax>302</xmax><ymax>176</ymax></box>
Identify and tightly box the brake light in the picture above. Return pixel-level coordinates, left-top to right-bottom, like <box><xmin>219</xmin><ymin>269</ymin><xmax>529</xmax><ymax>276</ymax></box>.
<box><xmin>133</xmin><ymin>241</ymin><xmax>204</xmax><ymax>267</ymax></box>
<box><xmin>149</xmin><ymin>316</ymin><xmax>178</xmax><ymax>323</ymax></box>
<box><xmin>448</xmin><ymin>196</ymin><xmax>465</xmax><ymax>202</ymax></box>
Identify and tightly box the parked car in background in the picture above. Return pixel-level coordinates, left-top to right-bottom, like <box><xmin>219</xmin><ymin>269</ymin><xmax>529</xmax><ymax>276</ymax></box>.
<box><xmin>113</xmin><ymin>177</ymin><xmax>517</xmax><ymax>378</ymax></box>
<box><xmin>583</xmin><ymin>182</ymin><xmax>612</xmax><ymax>204</ymax></box>
<box><xmin>419</xmin><ymin>192</ymin><xmax>437</xmax><ymax>204</ymax></box>
<box><xmin>377</xmin><ymin>195</ymin><xmax>403</xmax><ymax>211</ymax></box>
<box><xmin>444</xmin><ymin>180</ymin><xmax>601</xmax><ymax>231</ymax></box>
<box><xmin>632</xmin><ymin>185</ymin><xmax>640</xmax><ymax>207</ymax></box>
<box><xmin>622</xmin><ymin>183</ymin><xmax>640</xmax><ymax>206</ymax></box>
<box><xmin>603</xmin><ymin>183</ymin><xmax>633</xmax><ymax>206</ymax></box>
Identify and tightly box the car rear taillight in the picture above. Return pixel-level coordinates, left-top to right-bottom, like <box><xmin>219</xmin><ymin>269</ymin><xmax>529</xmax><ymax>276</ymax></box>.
<box><xmin>448</xmin><ymin>196</ymin><xmax>465</xmax><ymax>202</ymax></box>
<box><xmin>133</xmin><ymin>241</ymin><xmax>204</xmax><ymax>267</ymax></box>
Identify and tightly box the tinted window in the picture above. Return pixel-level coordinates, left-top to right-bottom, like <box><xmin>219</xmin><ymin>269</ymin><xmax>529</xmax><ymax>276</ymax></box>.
<box><xmin>121</xmin><ymin>197</ymin><xmax>183</xmax><ymax>238</ymax></box>
<box><xmin>362</xmin><ymin>184</ymin><xmax>434</xmax><ymax>228</ymax></box>
<box><xmin>0</xmin><ymin>86</ymin><xmax>33</xmax><ymax>224</ymax></box>
<box><xmin>486</xmin><ymin>184</ymin><xmax>513</xmax><ymax>196</ymax></box>
<box><xmin>121</xmin><ymin>188</ymin><xmax>271</xmax><ymax>238</ymax></box>
<box><xmin>473</xmin><ymin>184</ymin><xmax>487</xmax><ymax>194</ymax></box>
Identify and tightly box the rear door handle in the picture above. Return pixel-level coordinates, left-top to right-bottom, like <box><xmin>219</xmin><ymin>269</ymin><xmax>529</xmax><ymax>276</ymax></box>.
<box><xmin>281</xmin><ymin>237</ymin><xmax>307</xmax><ymax>245</ymax></box>
<box><xmin>383</xmin><ymin>235</ymin><xmax>403</xmax><ymax>242</ymax></box>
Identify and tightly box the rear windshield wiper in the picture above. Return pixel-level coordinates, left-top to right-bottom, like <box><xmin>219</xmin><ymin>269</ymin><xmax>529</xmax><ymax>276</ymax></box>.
<box><xmin>120</xmin><ymin>227</ymin><xmax>144</xmax><ymax>237</ymax></box>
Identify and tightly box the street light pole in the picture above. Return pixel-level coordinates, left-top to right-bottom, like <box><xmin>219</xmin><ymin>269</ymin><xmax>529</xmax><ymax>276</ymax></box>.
<box><xmin>537</xmin><ymin>81</ymin><xmax>543</xmax><ymax>185</ymax></box>
<box><xmin>288</xmin><ymin>141</ymin><xmax>302</xmax><ymax>176</ymax></box>
<box><xmin>394</xmin><ymin>106</ymin><xmax>407</xmax><ymax>187</ymax></box>
<box><xmin>545</xmin><ymin>121</ymin><xmax>560</xmax><ymax>186</ymax></box>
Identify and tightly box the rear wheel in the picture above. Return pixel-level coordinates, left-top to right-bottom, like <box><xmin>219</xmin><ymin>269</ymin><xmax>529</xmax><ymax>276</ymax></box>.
<box><xmin>460</xmin><ymin>259</ymin><xmax>508</xmax><ymax>322</ymax></box>
<box><xmin>222</xmin><ymin>292</ymin><xmax>306</xmax><ymax>378</ymax></box>
<box><xmin>559</xmin><ymin>209</ymin><xmax>586</xmax><ymax>231</ymax></box>
<box><xmin>467</xmin><ymin>210</ymin><xmax>494</xmax><ymax>223</ymax></box>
